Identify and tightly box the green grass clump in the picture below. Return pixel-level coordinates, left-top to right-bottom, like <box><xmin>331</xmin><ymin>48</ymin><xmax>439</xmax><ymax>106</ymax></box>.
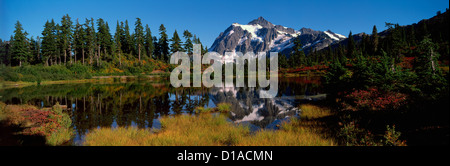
<box><xmin>217</xmin><ymin>103</ymin><xmax>232</xmax><ymax>113</ymax></box>
<box><xmin>195</xmin><ymin>106</ymin><xmax>214</xmax><ymax>113</ymax></box>
<box><xmin>195</xmin><ymin>103</ymin><xmax>232</xmax><ymax>114</ymax></box>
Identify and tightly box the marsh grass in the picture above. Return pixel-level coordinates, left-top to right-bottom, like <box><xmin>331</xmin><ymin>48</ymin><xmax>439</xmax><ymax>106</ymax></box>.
<box><xmin>83</xmin><ymin>109</ymin><xmax>337</xmax><ymax>146</ymax></box>
<box><xmin>299</xmin><ymin>104</ymin><xmax>333</xmax><ymax>120</ymax></box>
<box><xmin>194</xmin><ymin>106</ymin><xmax>214</xmax><ymax>114</ymax></box>
<box><xmin>194</xmin><ymin>103</ymin><xmax>232</xmax><ymax>114</ymax></box>
<box><xmin>216</xmin><ymin>103</ymin><xmax>232</xmax><ymax>113</ymax></box>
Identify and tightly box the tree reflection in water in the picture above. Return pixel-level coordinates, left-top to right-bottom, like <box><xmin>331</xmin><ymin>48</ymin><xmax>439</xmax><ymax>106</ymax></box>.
<box><xmin>0</xmin><ymin>76</ymin><xmax>323</xmax><ymax>145</ymax></box>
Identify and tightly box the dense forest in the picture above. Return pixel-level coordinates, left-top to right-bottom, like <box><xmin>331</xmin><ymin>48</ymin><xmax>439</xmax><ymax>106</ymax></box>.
<box><xmin>0</xmin><ymin>14</ymin><xmax>208</xmax><ymax>82</ymax></box>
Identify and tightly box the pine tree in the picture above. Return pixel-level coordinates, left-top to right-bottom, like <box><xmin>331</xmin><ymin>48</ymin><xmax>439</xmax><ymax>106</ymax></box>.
<box><xmin>96</xmin><ymin>18</ymin><xmax>113</xmax><ymax>63</ymax></box>
<box><xmin>55</xmin><ymin>23</ymin><xmax>62</xmax><ymax>65</ymax></box>
<box><xmin>183</xmin><ymin>30</ymin><xmax>193</xmax><ymax>54</ymax></box>
<box><xmin>134</xmin><ymin>18</ymin><xmax>144</xmax><ymax>63</ymax></box>
<box><xmin>104</xmin><ymin>22</ymin><xmax>113</xmax><ymax>58</ymax></box>
<box><xmin>361</xmin><ymin>34</ymin><xmax>370</xmax><ymax>55</ymax></box>
<box><xmin>193</xmin><ymin>35</ymin><xmax>206</xmax><ymax>54</ymax></box>
<box><xmin>158</xmin><ymin>24</ymin><xmax>169</xmax><ymax>62</ymax></box>
<box><xmin>371</xmin><ymin>25</ymin><xmax>379</xmax><ymax>55</ymax></box>
<box><xmin>415</xmin><ymin>35</ymin><xmax>446</xmax><ymax>99</ymax></box>
<box><xmin>60</xmin><ymin>14</ymin><xmax>73</xmax><ymax>65</ymax></box>
<box><xmin>144</xmin><ymin>24</ymin><xmax>154</xmax><ymax>60</ymax></box>
<box><xmin>73</xmin><ymin>19</ymin><xmax>86</xmax><ymax>64</ymax></box>
<box><xmin>347</xmin><ymin>31</ymin><xmax>355</xmax><ymax>58</ymax></box>
<box><xmin>170</xmin><ymin>30</ymin><xmax>183</xmax><ymax>53</ymax></box>
<box><xmin>278</xmin><ymin>53</ymin><xmax>288</xmax><ymax>68</ymax></box>
<box><xmin>0</xmin><ymin>39</ymin><xmax>5</xmax><ymax>65</ymax></box>
<box><xmin>289</xmin><ymin>36</ymin><xmax>306</xmax><ymax>67</ymax></box>
<box><xmin>385</xmin><ymin>23</ymin><xmax>405</xmax><ymax>64</ymax></box>
<box><xmin>407</xmin><ymin>25</ymin><xmax>417</xmax><ymax>46</ymax></box>
<box><xmin>123</xmin><ymin>20</ymin><xmax>132</xmax><ymax>54</ymax></box>
<box><xmin>324</xmin><ymin>60</ymin><xmax>349</xmax><ymax>99</ymax></box>
<box><xmin>152</xmin><ymin>36</ymin><xmax>159</xmax><ymax>60</ymax></box>
<box><xmin>114</xmin><ymin>20</ymin><xmax>123</xmax><ymax>66</ymax></box>
<box><xmin>11</xmin><ymin>21</ymin><xmax>30</xmax><ymax>66</ymax></box>
<box><xmin>85</xmin><ymin>18</ymin><xmax>96</xmax><ymax>65</ymax></box>
<box><xmin>29</xmin><ymin>36</ymin><xmax>41</xmax><ymax>64</ymax></box>
<box><xmin>41</xmin><ymin>20</ymin><xmax>57</xmax><ymax>66</ymax></box>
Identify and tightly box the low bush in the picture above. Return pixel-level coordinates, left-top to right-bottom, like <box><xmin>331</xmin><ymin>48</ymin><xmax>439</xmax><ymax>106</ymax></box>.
<box><xmin>341</xmin><ymin>88</ymin><xmax>408</xmax><ymax>111</ymax></box>
<box><xmin>0</xmin><ymin>102</ymin><xmax>73</xmax><ymax>146</ymax></box>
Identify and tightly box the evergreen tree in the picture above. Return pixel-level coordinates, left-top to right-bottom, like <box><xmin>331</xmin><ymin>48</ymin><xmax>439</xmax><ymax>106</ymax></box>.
<box><xmin>41</xmin><ymin>20</ymin><xmax>57</xmax><ymax>66</ymax></box>
<box><xmin>347</xmin><ymin>31</ymin><xmax>355</xmax><ymax>58</ymax></box>
<box><xmin>29</xmin><ymin>36</ymin><xmax>41</xmax><ymax>64</ymax></box>
<box><xmin>114</xmin><ymin>20</ymin><xmax>123</xmax><ymax>66</ymax></box>
<box><xmin>96</xmin><ymin>18</ymin><xmax>112</xmax><ymax>63</ymax></box>
<box><xmin>55</xmin><ymin>23</ymin><xmax>62</xmax><ymax>65</ymax></box>
<box><xmin>11</xmin><ymin>21</ymin><xmax>30</xmax><ymax>66</ymax></box>
<box><xmin>144</xmin><ymin>24</ymin><xmax>154</xmax><ymax>60</ymax></box>
<box><xmin>0</xmin><ymin>39</ymin><xmax>6</xmax><ymax>65</ymax></box>
<box><xmin>371</xmin><ymin>25</ymin><xmax>379</xmax><ymax>55</ymax></box>
<box><xmin>361</xmin><ymin>34</ymin><xmax>370</xmax><ymax>55</ymax></box>
<box><xmin>192</xmin><ymin>35</ymin><xmax>206</xmax><ymax>54</ymax></box>
<box><xmin>73</xmin><ymin>19</ymin><xmax>86</xmax><ymax>64</ymax></box>
<box><xmin>60</xmin><ymin>14</ymin><xmax>73</xmax><ymax>65</ymax></box>
<box><xmin>385</xmin><ymin>23</ymin><xmax>406</xmax><ymax>64</ymax></box>
<box><xmin>134</xmin><ymin>18</ymin><xmax>145</xmax><ymax>63</ymax></box>
<box><xmin>158</xmin><ymin>24</ymin><xmax>169</xmax><ymax>62</ymax></box>
<box><xmin>152</xmin><ymin>36</ymin><xmax>160</xmax><ymax>60</ymax></box>
<box><xmin>183</xmin><ymin>30</ymin><xmax>193</xmax><ymax>54</ymax></box>
<box><xmin>415</xmin><ymin>36</ymin><xmax>444</xmax><ymax>92</ymax></box>
<box><xmin>278</xmin><ymin>53</ymin><xmax>288</xmax><ymax>68</ymax></box>
<box><xmin>123</xmin><ymin>20</ymin><xmax>132</xmax><ymax>54</ymax></box>
<box><xmin>170</xmin><ymin>30</ymin><xmax>183</xmax><ymax>53</ymax></box>
<box><xmin>289</xmin><ymin>36</ymin><xmax>306</xmax><ymax>67</ymax></box>
<box><xmin>407</xmin><ymin>25</ymin><xmax>417</xmax><ymax>46</ymax></box>
<box><xmin>85</xmin><ymin>18</ymin><xmax>96</xmax><ymax>65</ymax></box>
<box><xmin>327</xmin><ymin>45</ymin><xmax>334</xmax><ymax>63</ymax></box>
<box><xmin>324</xmin><ymin>60</ymin><xmax>350</xmax><ymax>99</ymax></box>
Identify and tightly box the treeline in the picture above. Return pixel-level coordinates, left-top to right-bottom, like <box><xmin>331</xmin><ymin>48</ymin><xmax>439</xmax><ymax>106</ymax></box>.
<box><xmin>279</xmin><ymin>9</ymin><xmax>449</xmax><ymax>68</ymax></box>
<box><xmin>0</xmin><ymin>14</ymin><xmax>208</xmax><ymax>68</ymax></box>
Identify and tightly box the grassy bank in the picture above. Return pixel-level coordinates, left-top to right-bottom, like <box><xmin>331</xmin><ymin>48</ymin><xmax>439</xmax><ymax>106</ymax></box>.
<box><xmin>0</xmin><ymin>63</ymin><xmax>170</xmax><ymax>89</ymax></box>
<box><xmin>0</xmin><ymin>102</ymin><xmax>73</xmax><ymax>146</ymax></box>
<box><xmin>83</xmin><ymin>104</ymin><xmax>337</xmax><ymax>146</ymax></box>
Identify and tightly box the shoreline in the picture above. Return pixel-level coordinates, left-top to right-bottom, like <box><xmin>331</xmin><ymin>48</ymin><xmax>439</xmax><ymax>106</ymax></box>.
<box><xmin>0</xmin><ymin>74</ymin><xmax>170</xmax><ymax>90</ymax></box>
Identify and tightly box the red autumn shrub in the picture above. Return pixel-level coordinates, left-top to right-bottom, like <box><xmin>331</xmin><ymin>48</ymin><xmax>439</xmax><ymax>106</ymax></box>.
<box><xmin>21</xmin><ymin>109</ymin><xmax>63</xmax><ymax>137</ymax></box>
<box><xmin>342</xmin><ymin>88</ymin><xmax>407</xmax><ymax>111</ymax></box>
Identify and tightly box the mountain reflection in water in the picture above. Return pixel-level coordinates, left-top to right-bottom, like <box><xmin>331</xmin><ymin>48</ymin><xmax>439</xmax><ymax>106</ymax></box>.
<box><xmin>0</xmin><ymin>76</ymin><xmax>324</xmax><ymax>145</ymax></box>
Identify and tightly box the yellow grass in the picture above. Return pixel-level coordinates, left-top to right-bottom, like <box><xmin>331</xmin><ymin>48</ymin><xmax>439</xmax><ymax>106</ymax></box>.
<box><xmin>83</xmin><ymin>110</ymin><xmax>337</xmax><ymax>146</ymax></box>
<box><xmin>299</xmin><ymin>104</ymin><xmax>333</xmax><ymax>120</ymax></box>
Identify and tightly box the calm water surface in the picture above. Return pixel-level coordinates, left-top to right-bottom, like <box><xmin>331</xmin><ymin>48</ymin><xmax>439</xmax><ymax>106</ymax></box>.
<box><xmin>0</xmin><ymin>76</ymin><xmax>325</xmax><ymax>145</ymax></box>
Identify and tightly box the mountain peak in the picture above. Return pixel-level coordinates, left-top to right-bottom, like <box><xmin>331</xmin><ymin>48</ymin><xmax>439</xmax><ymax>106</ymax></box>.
<box><xmin>248</xmin><ymin>16</ymin><xmax>273</xmax><ymax>28</ymax></box>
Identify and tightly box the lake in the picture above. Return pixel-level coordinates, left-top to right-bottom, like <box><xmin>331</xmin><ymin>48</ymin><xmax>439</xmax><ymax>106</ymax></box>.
<box><xmin>0</xmin><ymin>76</ymin><xmax>325</xmax><ymax>145</ymax></box>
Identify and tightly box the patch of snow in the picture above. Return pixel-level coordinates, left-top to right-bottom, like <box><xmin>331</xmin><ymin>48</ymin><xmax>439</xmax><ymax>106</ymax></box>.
<box><xmin>335</xmin><ymin>33</ymin><xmax>346</xmax><ymax>39</ymax></box>
<box><xmin>233</xmin><ymin>23</ymin><xmax>264</xmax><ymax>42</ymax></box>
<box><xmin>238</xmin><ymin>36</ymin><xmax>247</xmax><ymax>45</ymax></box>
<box><xmin>227</xmin><ymin>30</ymin><xmax>234</xmax><ymax>36</ymax></box>
<box><xmin>324</xmin><ymin>31</ymin><xmax>339</xmax><ymax>40</ymax></box>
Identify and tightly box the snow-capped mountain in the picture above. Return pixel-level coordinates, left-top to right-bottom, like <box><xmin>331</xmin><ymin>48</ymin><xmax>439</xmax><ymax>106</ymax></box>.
<box><xmin>209</xmin><ymin>17</ymin><xmax>346</xmax><ymax>57</ymax></box>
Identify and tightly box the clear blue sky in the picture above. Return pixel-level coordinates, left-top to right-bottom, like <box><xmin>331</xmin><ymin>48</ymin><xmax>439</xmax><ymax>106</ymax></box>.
<box><xmin>0</xmin><ymin>0</ymin><xmax>448</xmax><ymax>47</ymax></box>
